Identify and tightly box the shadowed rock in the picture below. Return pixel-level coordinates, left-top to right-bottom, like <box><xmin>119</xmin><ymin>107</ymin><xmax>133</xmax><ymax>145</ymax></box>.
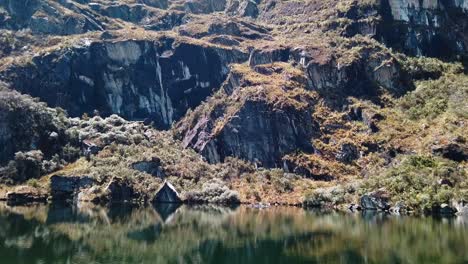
<box><xmin>105</xmin><ymin>177</ymin><xmax>139</xmax><ymax>202</ymax></box>
<box><xmin>360</xmin><ymin>190</ymin><xmax>391</xmax><ymax>211</ymax></box>
<box><xmin>432</xmin><ymin>141</ymin><xmax>468</xmax><ymax>162</ymax></box>
<box><xmin>153</xmin><ymin>181</ymin><xmax>181</xmax><ymax>203</ymax></box>
<box><xmin>50</xmin><ymin>175</ymin><xmax>95</xmax><ymax>201</ymax></box>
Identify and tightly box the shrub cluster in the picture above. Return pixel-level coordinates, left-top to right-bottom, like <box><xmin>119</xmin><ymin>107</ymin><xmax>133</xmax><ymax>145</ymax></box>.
<box><xmin>185</xmin><ymin>180</ymin><xmax>241</xmax><ymax>204</ymax></box>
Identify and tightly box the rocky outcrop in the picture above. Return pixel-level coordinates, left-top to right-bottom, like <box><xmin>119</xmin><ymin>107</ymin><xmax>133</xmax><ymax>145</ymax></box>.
<box><xmin>377</xmin><ymin>0</ymin><xmax>468</xmax><ymax>59</ymax></box>
<box><xmin>50</xmin><ymin>175</ymin><xmax>95</xmax><ymax>201</ymax></box>
<box><xmin>0</xmin><ymin>38</ymin><xmax>249</xmax><ymax>129</ymax></box>
<box><xmin>347</xmin><ymin>106</ymin><xmax>383</xmax><ymax>132</ymax></box>
<box><xmin>453</xmin><ymin>201</ymin><xmax>468</xmax><ymax>216</ymax></box>
<box><xmin>360</xmin><ymin>190</ymin><xmax>391</xmax><ymax>211</ymax></box>
<box><xmin>178</xmin><ymin>63</ymin><xmax>319</xmax><ymax>168</ymax></box>
<box><xmin>336</xmin><ymin>143</ymin><xmax>360</xmax><ymax>164</ymax></box>
<box><xmin>293</xmin><ymin>42</ymin><xmax>407</xmax><ymax>98</ymax></box>
<box><xmin>226</xmin><ymin>0</ymin><xmax>259</xmax><ymax>18</ymax></box>
<box><xmin>436</xmin><ymin>203</ymin><xmax>458</xmax><ymax>215</ymax></box>
<box><xmin>198</xmin><ymin>100</ymin><xmax>317</xmax><ymax>167</ymax></box>
<box><xmin>153</xmin><ymin>181</ymin><xmax>181</xmax><ymax>203</ymax></box>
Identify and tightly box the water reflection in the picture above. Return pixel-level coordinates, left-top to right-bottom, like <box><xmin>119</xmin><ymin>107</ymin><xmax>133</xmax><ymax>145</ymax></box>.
<box><xmin>0</xmin><ymin>202</ymin><xmax>466</xmax><ymax>264</ymax></box>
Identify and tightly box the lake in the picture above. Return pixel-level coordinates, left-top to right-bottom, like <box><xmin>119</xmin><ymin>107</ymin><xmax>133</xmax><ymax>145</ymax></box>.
<box><xmin>0</xmin><ymin>203</ymin><xmax>467</xmax><ymax>264</ymax></box>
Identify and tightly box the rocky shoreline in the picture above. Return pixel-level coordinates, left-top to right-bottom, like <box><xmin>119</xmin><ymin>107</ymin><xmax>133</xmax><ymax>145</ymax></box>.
<box><xmin>2</xmin><ymin>177</ymin><xmax>467</xmax><ymax>217</ymax></box>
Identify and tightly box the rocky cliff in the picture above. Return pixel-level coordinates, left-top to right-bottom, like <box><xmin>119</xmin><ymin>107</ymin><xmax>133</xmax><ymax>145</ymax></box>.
<box><xmin>1</xmin><ymin>36</ymin><xmax>249</xmax><ymax>128</ymax></box>
<box><xmin>0</xmin><ymin>0</ymin><xmax>466</xmax><ymax>214</ymax></box>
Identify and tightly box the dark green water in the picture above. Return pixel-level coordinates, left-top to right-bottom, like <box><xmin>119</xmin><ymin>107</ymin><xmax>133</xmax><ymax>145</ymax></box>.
<box><xmin>0</xmin><ymin>203</ymin><xmax>467</xmax><ymax>264</ymax></box>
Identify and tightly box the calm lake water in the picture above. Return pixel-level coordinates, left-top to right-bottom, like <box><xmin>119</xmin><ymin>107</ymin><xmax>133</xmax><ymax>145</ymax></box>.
<box><xmin>0</xmin><ymin>203</ymin><xmax>467</xmax><ymax>264</ymax></box>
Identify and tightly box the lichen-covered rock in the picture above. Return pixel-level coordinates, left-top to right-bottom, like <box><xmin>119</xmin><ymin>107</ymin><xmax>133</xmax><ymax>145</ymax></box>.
<box><xmin>153</xmin><ymin>181</ymin><xmax>181</xmax><ymax>203</ymax></box>
<box><xmin>294</xmin><ymin>42</ymin><xmax>406</xmax><ymax>97</ymax></box>
<box><xmin>390</xmin><ymin>201</ymin><xmax>407</xmax><ymax>215</ymax></box>
<box><xmin>226</xmin><ymin>0</ymin><xmax>259</xmax><ymax>18</ymax></box>
<box><xmin>453</xmin><ymin>201</ymin><xmax>468</xmax><ymax>216</ymax></box>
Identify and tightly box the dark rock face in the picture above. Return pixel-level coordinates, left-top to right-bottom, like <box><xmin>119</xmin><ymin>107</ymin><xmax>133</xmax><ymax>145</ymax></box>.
<box><xmin>198</xmin><ymin>101</ymin><xmax>317</xmax><ymax>167</ymax></box>
<box><xmin>50</xmin><ymin>175</ymin><xmax>95</xmax><ymax>201</ymax></box>
<box><xmin>105</xmin><ymin>178</ymin><xmax>139</xmax><ymax>202</ymax></box>
<box><xmin>377</xmin><ymin>0</ymin><xmax>468</xmax><ymax>59</ymax></box>
<box><xmin>295</xmin><ymin>46</ymin><xmax>406</xmax><ymax>98</ymax></box>
<box><xmin>249</xmin><ymin>48</ymin><xmax>290</xmax><ymax>67</ymax></box>
<box><xmin>153</xmin><ymin>181</ymin><xmax>181</xmax><ymax>203</ymax></box>
<box><xmin>436</xmin><ymin>203</ymin><xmax>458</xmax><ymax>215</ymax></box>
<box><xmin>360</xmin><ymin>190</ymin><xmax>391</xmax><ymax>211</ymax></box>
<box><xmin>432</xmin><ymin>141</ymin><xmax>468</xmax><ymax>162</ymax></box>
<box><xmin>1</xmin><ymin>39</ymin><xmax>248</xmax><ymax>129</ymax></box>
<box><xmin>336</xmin><ymin>143</ymin><xmax>360</xmax><ymax>164</ymax></box>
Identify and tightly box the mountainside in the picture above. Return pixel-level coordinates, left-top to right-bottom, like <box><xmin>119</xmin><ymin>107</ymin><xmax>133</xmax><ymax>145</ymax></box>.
<box><xmin>0</xmin><ymin>0</ymin><xmax>467</xmax><ymax>215</ymax></box>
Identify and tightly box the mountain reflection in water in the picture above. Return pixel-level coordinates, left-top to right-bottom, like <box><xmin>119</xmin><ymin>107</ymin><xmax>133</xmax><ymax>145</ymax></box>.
<box><xmin>0</xmin><ymin>203</ymin><xmax>467</xmax><ymax>264</ymax></box>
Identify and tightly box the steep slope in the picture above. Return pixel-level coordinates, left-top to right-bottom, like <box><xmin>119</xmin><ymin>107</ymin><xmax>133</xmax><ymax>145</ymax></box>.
<box><xmin>0</xmin><ymin>0</ymin><xmax>466</xmax><ymax>213</ymax></box>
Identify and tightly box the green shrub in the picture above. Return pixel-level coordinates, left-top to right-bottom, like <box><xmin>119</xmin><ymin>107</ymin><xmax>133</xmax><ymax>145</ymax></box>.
<box><xmin>398</xmin><ymin>74</ymin><xmax>468</xmax><ymax>120</ymax></box>
<box><xmin>62</xmin><ymin>144</ymin><xmax>80</xmax><ymax>162</ymax></box>
<box><xmin>363</xmin><ymin>155</ymin><xmax>467</xmax><ymax>212</ymax></box>
<box><xmin>185</xmin><ymin>180</ymin><xmax>240</xmax><ymax>204</ymax></box>
<box><xmin>13</xmin><ymin>150</ymin><xmax>43</xmax><ymax>182</ymax></box>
